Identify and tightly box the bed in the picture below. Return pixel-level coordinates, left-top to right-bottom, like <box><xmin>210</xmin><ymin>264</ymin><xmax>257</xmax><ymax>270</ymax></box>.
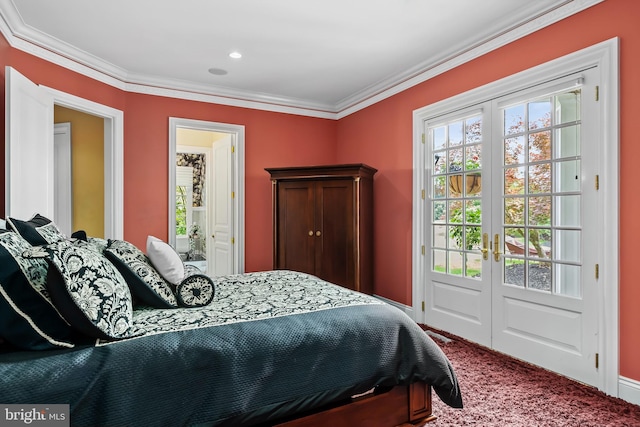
<box><xmin>0</xmin><ymin>217</ymin><xmax>462</xmax><ymax>426</ymax></box>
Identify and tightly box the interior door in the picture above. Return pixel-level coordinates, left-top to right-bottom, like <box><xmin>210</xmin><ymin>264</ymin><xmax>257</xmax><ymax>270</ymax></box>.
<box><xmin>211</xmin><ymin>135</ymin><xmax>234</xmax><ymax>276</ymax></box>
<box><xmin>53</xmin><ymin>122</ymin><xmax>72</xmax><ymax>236</ymax></box>
<box><xmin>424</xmin><ymin>69</ymin><xmax>599</xmax><ymax>386</ymax></box>
<box><xmin>5</xmin><ymin>66</ymin><xmax>54</xmax><ymax>220</ymax></box>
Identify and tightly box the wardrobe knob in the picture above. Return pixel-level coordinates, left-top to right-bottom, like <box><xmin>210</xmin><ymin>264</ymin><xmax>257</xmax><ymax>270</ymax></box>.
<box><xmin>308</xmin><ymin>231</ymin><xmax>313</xmax><ymax>236</ymax></box>
<box><xmin>316</xmin><ymin>231</ymin><xmax>321</xmax><ymax>236</ymax></box>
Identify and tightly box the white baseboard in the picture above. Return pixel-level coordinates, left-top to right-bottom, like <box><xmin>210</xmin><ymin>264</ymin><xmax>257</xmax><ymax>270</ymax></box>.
<box><xmin>374</xmin><ymin>294</ymin><xmax>414</xmax><ymax>318</ymax></box>
<box><xmin>619</xmin><ymin>376</ymin><xmax>640</xmax><ymax>406</ymax></box>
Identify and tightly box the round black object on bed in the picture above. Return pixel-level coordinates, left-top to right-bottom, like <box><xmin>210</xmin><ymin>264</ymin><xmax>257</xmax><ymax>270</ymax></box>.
<box><xmin>176</xmin><ymin>274</ymin><xmax>215</xmax><ymax>307</ymax></box>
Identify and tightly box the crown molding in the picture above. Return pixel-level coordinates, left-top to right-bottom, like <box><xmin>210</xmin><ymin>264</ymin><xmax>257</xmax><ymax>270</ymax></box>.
<box><xmin>336</xmin><ymin>0</ymin><xmax>604</xmax><ymax>118</ymax></box>
<box><xmin>125</xmin><ymin>81</ymin><xmax>338</xmax><ymax>119</ymax></box>
<box><xmin>0</xmin><ymin>0</ymin><xmax>603</xmax><ymax>120</ymax></box>
<box><xmin>123</xmin><ymin>71</ymin><xmax>337</xmax><ymax>118</ymax></box>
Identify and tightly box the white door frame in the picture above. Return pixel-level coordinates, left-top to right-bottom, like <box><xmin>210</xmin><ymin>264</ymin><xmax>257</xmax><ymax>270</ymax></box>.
<box><xmin>42</xmin><ymin>86</ymin><xmax>124</xmax><ymax>240</ymax></box>
<box><xmin>168</xmin><ymin>118</ymin><xmax>245</xmax><ymax>274</ymax></box>
<box><xmin>412</xmin><ymin>38</ymin><xmax>619</xmax><ymax>396</ymax></box>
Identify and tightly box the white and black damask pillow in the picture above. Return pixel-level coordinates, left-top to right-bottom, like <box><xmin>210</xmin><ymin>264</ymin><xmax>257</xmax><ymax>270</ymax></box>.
<box><xmin>7</xmin><ymin>214</ymin><xmax>66</xmax><ymax>246</ymax></box>
<box><xmin>0</xmin><ymin>230</ymin><xmax>83</xmax><ymax>350</ymax></box>
<box><xmin>24</xmin><ymin>241</ymin><xmax>134</xmax><ymax>341</ymax></box>
<box><xmin>176</xmin><ymin>266</ymin><xmax>215</xmax><ymax>307</ymax></box>
<box><xmin>104</xmin><ymin>239</ymin><xmax>178</xmax><ymax>308</ymax></box>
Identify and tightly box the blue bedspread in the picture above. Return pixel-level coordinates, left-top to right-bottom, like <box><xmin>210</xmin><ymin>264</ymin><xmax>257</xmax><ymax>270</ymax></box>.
<box><xmin>0</xmin><ymin>270</ymin><xmax>462</xmax><ymax>426</ymax></box>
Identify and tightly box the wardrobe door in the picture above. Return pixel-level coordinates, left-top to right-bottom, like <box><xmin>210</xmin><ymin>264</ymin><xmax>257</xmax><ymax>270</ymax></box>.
<box><xmin>315</xmin><ymin>179</ymin><xmax>354</xmax><ymax>290</ymax></box>
<box><xmin>275</xmin><ymin>180</ymin><xmax>316</xmax><ymax>275</ymax></box>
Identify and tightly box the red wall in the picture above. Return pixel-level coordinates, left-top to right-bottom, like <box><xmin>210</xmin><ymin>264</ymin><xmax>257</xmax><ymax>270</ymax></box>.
<box><xmin>336</xmin><ymin>0</ymin><xmax>640</xmax><ymax>381</ymax></box>
<box><xmin>1</xmin><ymin>0</ymin><xmax>640</xmax><ymax>382</ymax></box>
<box><xmin>0</xmin><ymin>44</ymin><xmax>337</xmax><ymax>274</ymax></box>
<box><xmin>123</xmin><ymin>93</ymin><xmax>336</xmax><ymax>270</ymax></box>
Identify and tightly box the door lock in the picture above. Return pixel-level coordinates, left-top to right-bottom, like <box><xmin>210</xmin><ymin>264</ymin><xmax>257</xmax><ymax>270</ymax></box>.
<box><xmin>493</xmin><ymin>234</ymin><xmax>502</xmax><ymax>262</ymax></box>
<box><xmin>481</xmin><ymin>233</ymin><xmax>489</xmax><ymax>260</ymax></box>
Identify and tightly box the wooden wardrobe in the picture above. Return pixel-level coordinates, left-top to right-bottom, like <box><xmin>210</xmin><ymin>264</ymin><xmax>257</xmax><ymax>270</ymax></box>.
<box><xmin>266</xmin><ymin>164</ymin><xmax>376</xmax><ymax>294</ymax></box>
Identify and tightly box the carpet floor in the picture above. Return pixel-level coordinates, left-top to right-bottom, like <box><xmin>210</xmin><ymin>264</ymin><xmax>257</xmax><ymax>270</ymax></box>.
<box><xmin>421</xmin><ymin>325</ymin><xmax>640</xmax><ymax>426</ymax></box>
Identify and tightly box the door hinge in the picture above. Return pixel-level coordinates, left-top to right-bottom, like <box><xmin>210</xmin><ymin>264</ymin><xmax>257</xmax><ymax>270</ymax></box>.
<box><xmin>421</xmin><ymin>245</ymin><xmax>425</xmax><ymax>255</ymax></box>
<box><xmin>595</xmin><ymin>353</ymin><xmax>599</xmax><ymax>369</ymax></box>
<box><xmin>421</xmin><ymin>189</ymin><xmax>425</xmax><ymax>199</ymax></box>
<box><xmin>421</xmin><ymin>301</ymin><xmax>425</xmax><ymax>312</ymax></box>
<box><xmin>595</xmin><ymin>174</ymin><xmax>599</xmax><ymax>190</ymax></box>
<box><xmin>231</xmin><ymin>145</ymin><xmax>235</xmax><ymax>153</ymax></box>
<box><xmin>421</xmin><ymin>133</ymin><xmax>425</xmax><ymax>144</ymax></box>
<box><xmin>595</xmin><ymin>86</ymin><xmax>599</xmax><ymax>101</ymax></box>
<box><xmin>595</xmin><ymin>264</ymin><xmax>599</xmax><ymax>279</ymax></box>
<box><xmin>231</xmin><ymin>191</ymin><xmax>235</xmax><ymax>199</ymax></box>
<box><xmin>231</xmin><ymin>237</ymin><xmax>235</xmax><ymax>244</ymax></box>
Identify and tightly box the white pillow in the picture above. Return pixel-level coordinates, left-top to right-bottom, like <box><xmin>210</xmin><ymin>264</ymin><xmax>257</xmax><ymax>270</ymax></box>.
<box><xmin>146</xmin><ymin>236</ymin><xmax>185</xmax><ymax>285</ymax></box>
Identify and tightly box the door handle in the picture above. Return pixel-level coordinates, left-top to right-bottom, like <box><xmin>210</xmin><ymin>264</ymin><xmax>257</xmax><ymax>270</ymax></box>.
<box><xmin>481</xmin><ymin>233</ymin><xmax>489</xmax><ymax>260</ymax></box>
<box><xmin>493</xmin><ymin>234</ymin><xmax>502</xmax><ymax>262</ymax></box>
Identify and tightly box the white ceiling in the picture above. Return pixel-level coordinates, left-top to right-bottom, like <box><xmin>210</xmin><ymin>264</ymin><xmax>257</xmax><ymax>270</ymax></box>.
<box><xmin>0</xmin><ymin>0</ymin><xmax>593</xmax><ymax>115</ymax></box>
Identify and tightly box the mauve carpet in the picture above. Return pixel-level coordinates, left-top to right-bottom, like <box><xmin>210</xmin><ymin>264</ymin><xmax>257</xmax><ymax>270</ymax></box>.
<box><xmin>420</xmin><ymin>325</ymin><xmax>640</xmax><ymax>426</ymax></box>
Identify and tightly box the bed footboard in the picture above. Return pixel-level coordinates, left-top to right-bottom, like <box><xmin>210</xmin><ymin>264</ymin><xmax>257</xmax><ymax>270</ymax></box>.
<box><xmin>275</xmin><ymin>381</ymin><xmax>436</xmax><ymax>427</ymax></box>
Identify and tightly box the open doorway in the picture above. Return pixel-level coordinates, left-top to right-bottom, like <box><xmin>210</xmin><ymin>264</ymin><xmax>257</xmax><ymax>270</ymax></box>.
<box><xmin>54</xmin><ymin>106</ymin><xmax>105</xmax><ymax>238</ymax></box>
<box><xmin>5</xmin><ymin>67</ymin><xmax>123</xmax><ymax>239</ymax></box>
<box><xmin>168</xmin><ymin>118</ymin><xmax>245</xmax><ymax>276</ymax></box>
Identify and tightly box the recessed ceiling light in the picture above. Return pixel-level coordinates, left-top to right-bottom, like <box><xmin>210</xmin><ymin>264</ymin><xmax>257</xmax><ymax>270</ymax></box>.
<box><xmin>208</xmin><ymin>68</ymin><xmax>228</xmax><ymax>76</ymax></box>
<box><xmin>229</xmin><ymin>51</ymin><xmax>242</xmax><ymax>59</ymax></box>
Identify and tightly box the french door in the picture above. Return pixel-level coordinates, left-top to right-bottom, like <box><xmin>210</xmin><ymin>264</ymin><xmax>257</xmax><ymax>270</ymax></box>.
<box><xmin>424</xmin><ymin>68</ymin><xmax>600</xmax><ymax>386</ymax></box>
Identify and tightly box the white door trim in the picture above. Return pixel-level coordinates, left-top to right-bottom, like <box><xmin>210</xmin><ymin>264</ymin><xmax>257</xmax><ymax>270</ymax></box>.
<box><xmin>412</xmin><ymin>38</ymin><xmax>619</xmax><ymax>396</ymax></box>
<box><xmin>168</xmin><ymin>118</ymin><xmax>245</xmax><ymax>274</ymax></box>
<box><xmin>41</xmin><ymin>86</ymin><xmax>124</xmax><ymax>240</ymax></box>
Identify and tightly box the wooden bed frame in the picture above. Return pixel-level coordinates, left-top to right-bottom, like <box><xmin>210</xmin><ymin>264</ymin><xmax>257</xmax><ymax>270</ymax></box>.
<box><xmin>276</xmin><ymin>381</ymin><xmax>436</xmax><ymax>427</ymax></box>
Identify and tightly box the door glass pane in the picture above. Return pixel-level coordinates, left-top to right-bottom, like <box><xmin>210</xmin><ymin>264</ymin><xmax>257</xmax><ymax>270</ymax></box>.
<box><xmin>554</xmin><ymin>229</ymin><xmax>581</xmax><ymax>263</ymax></box>
<box><xmin>555</xmin><ymin>263</ymin><xmax>580</xmax><ymax>297</ymax></box>
<box><xmin>433</xmin><ymin>126</ymin><xmax>446</xmax><ymax>150</ymax></box>
<box><xmin>555</xmin><ymin>91</ymin><xmax>580</xmax><ymax>124</ymax></box>
<box><xmin>449</xmin><ymin>121</ymin><xmax>463</xmax><ymax>146</ymax></box>
<box><xmin>429</xmin><ymin>113</ymin><xmax>484</xmax><ymax>280</ymax></box>
<box><xmin>554</xmin><ymin>195</ymin><xmax>581</xmax><ymax>227</ymax></box>
<box><xmin>528</xmin><ymin>99</ymin><xmax>551</xmax><ymax>130</ymax></box>
<box><xmin>505</xmin><ymin>136</ymin><xmax>525</xmax><ymax>165</ymax></box>
<box><xmin>504</xmin><ymin>167</ymin><xmax>525</xmax><ymax>194</ymax></box>
<box><xmin>555</xmin><ymin>125</ymin><xmax>580</xmax><ymax>158</ymax></box>
<box><xmin>501</xmin><ymin>88</ymin><xmax>582</xmax><ymax>297</ymax></box>
<box><xmin>433</xmin><ymin>225</ymin><xmax>446</xmax><ymax>249</ymax></box>
<box><xmin>529</xmin><ymin>260</ymin><xmax>551</xmax><ymax>291</ymax></box>
<box><xmin>504</xmin><ymin>258</ymin><xmax>524</xmax><ymax>286</ymax></box>
<box><xmin>466</xmin><ymin>253</ymin><xmax>482</xmax><ymax>278</ymax></box>
<box><xmin>433</xmin><ymin>249</ymin><xmax>446</xmax><ymax>273</ymax></box>
<box><xmin>504</xmin><ymin>105</ymin><xmax>525</xmax><ymax>135</ymax></box>
<box><xmin>504</xmin><ymin>197</ymin><xmax>524</xmax><ymax>225</ymax></box>
<box><xmin>555</xmin><ymin>160</ymin><xmax>581</xmax><ymax>192</ymax></box>
<box><xmin>448</xmin><ymin>251</ymin><xmax>463</xmax><ymax>276</ymax></box>
<box><xmin>528</xmin><ymin>197</ymin><xmax>551</xmax><ymax>225</ymax></box>
<box><xmin>528</xmin><ymin>164</ymin><xmax>551</xmax><ymax>193</ymax></box>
